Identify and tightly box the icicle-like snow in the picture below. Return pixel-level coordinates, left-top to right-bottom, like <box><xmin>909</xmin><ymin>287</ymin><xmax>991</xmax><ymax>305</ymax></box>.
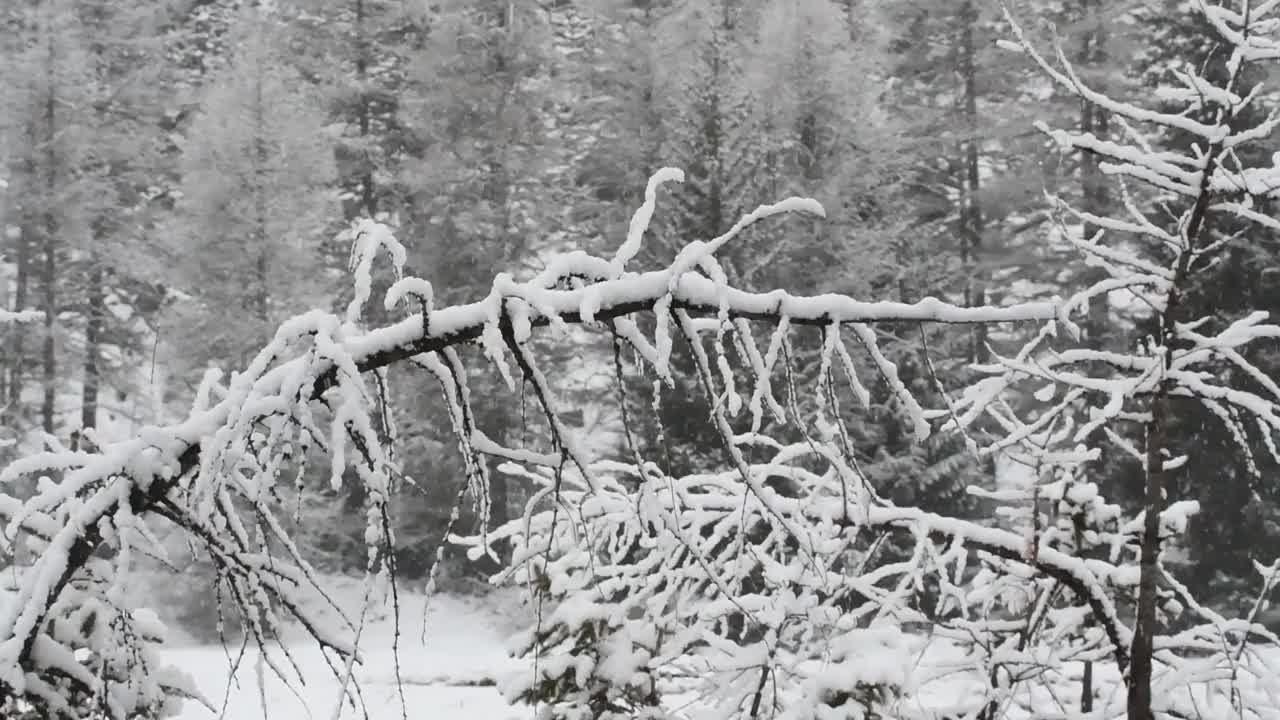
<box><xmin>345</xmin><ymin>219</ymin><xmax>407</xmax><ymax>324</ymax></box>
<box><xmin>612</xmin><ymin>167</ymin><xmax>685</xmax><ymax>277</ymax></box>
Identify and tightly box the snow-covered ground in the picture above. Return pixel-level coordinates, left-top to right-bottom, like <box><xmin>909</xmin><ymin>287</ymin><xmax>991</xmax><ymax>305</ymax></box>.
<box><xmin>165</xmin><ymin>577</ymin><xmax>529</xmax><ymax>720</ymax></box>
<box><xmin>7</xmin><ymin>569</ymin><xmax>1273</xmax><ymax>719</ymax></box>
<box><xmin>153</xmin><ymin>574</ymin><xmax>1070</xmax><ymax>720</ymax></box>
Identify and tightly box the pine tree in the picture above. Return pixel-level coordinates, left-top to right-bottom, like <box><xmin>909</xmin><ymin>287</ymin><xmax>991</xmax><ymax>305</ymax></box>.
<box><xmin>403</xmin><ymin>0</ymin><xmax>565</xmax><ymax>562</ymax></box>
<box><xmin>287</xmin><ymin>0</ymin><xmax>425</xmax><ymax>242</ymax></box>
<box><xmin>1</xmin><ymin>0</ymin><xmax>91</xmax><ymax>438</ymax></box>
<box><xmin>0</xmin><ymin>0</ymin><xmax>173</xmax><ymax>452</ymax></box>
<box><xmin>73</xmin><ymin>0</ymin><xmax>174</xmax><ymax>439</ymax></box>
<box><xmin>164</xmin><ymin>8</ymin><xmax>337</xmax><ymax>376</ymax></box>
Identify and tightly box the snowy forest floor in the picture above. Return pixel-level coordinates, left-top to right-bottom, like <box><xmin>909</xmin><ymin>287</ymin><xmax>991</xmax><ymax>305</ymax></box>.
<box><xmin>165</xmin><ymin>575</ymin><xmax>529</xmax><ymax>720</ymax></box>
<box><xmin>153</xmin><ymin>573</ymin><xmax>1063</xmax><ymax>719</ymax></box>
<box><xmin>61</xmin><ymin>572</ymin><xmax>1270</xmax><ymax>719</ymax></box>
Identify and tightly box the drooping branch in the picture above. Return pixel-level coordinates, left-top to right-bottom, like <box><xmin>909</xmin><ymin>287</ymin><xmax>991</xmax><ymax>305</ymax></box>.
<box><xmin>468</xmin><ymin>435</ymin><xmax>1138</xmax><ymax>714</ymax></box>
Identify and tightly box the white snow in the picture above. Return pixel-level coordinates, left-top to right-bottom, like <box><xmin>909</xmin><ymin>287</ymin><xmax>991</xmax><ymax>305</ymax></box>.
<box><xmin>164</xmin><ymin>580</ymin><xmax>527</xmax><ymax>720</ymax></box>
<box><xmin>7</xmin><ymin>568</ymin><xmax>1277</xmax><ymax>720</ymax></box>
<box><xmin>612</xmin><ymin>166</ymin><xmax>684</xmax><ymax>276</ymax></box>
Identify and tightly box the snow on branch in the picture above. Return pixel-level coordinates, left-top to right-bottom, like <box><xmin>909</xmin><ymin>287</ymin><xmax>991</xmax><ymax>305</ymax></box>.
<box><xmin>0</xmin><ymin>167</ymin><xmax>1055</xmax><ymax>718</ymax></box>
<box><xmin>979</xmin><ymin>2</ymin><xmax>1280</xmax><ymax>717</ymax></box>
<box><xmin>6</xmin><ymin>2</ymin><xmax>1280</xmax><ymax>716</ymax></box>
<box><xmin>987</xmin><ymin>0</ymin><xmax>1280</xmax><ymax>473</ymax></box>
<box><xmin>461</xmin><ymin>439</ymin><xmax>1158</xmax><ymax>718</ymax></box>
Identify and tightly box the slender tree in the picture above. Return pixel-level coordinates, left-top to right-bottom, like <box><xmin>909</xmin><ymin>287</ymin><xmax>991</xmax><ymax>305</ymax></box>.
<box><xmin>164</xmin><ymin>8</ymin><xmax>337</xmax><ymax>376</ymax></box>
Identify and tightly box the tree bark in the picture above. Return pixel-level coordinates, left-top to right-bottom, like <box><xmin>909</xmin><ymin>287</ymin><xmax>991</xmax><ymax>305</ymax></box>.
<box><xmin>1126</xmin><ymin>90</ymin><xmax>1222</xmax><ymax>716</ymax></box>
<box><xmin>80</xmin><ymin>262</ymin><xmax>103</xmax><ymax>433</ymax></box>
<box><xmin>252</xmin><ymin>33</ymin><xmax>270</xmax><ymax>325</ymax></box>
<box><xmin>958</xmin><ymin>0</ymin><xmax>987</xmax><ymax>364</ymax></box>
<box><xmin>40</xmin><ymin>228</ymin><xmax>55</xmax><ymax>436</ymax></box>
<box><xmin>483</xmin><ymin>0</ymin><xmax>521</xmax><ymax>548</ymax></box>
<box><xmin>8</xmin><ymin>218</ymin><xmax>31</xmax><ymax>416</ymax></box>
<box><xmin>1082</xmin><ymin>655</ymin><xmax>1094</xmax><ymax>713</ymax></box>
<box><xmin>1077</xmin><ymin>4</ymin><xmax>1107</xmax><ymax>706</ymax></box>
<box><xmin>40</xmin><ymin>16</ymin><xmax>57</xmax><ymax>437</ymax></box>
<box><xmin>355</xmin><ymin>0</ymin><xmax>376</xmax><ymax>219</ymax></box>
<box><xmin>1079</xmin><ymin>0</ymin><xmax>1110</xmax><ymax>350</ymax></box>
<box><xmin>1128</xmin><ymin>395</ymin><xmax>1165</xmax><ymax>720</ymax></box>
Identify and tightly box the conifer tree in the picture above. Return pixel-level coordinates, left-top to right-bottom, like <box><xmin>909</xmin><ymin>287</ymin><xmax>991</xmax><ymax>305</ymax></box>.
<box><xmin>164</xmin><ymin>7</ymin><xmax>337</xmax><ymax>376</ymax></box>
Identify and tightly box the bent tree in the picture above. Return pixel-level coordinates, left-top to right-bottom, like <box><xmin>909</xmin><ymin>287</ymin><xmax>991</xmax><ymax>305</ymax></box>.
<box><xmin>2</xmin><ymin>1</ymin><xmax>1280</xmax><ymax>718</ymax></box>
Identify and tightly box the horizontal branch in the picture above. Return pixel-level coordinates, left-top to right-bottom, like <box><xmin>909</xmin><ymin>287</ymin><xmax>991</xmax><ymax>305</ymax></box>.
<box><xmin>352</xmin><ymin>270</ymin><xmax>1057</xmax><ymax>374</ymax></box>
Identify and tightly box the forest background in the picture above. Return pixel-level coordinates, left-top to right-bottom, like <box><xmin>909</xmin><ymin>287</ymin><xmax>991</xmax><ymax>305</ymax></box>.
<box><xmin>2</xmin><ymin>0</ymin><xmax>1275</xmax><ymax>640</ymax></box>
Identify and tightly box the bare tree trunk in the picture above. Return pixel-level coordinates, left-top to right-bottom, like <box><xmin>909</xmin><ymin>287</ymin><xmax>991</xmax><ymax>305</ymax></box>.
<box><xmin>706</xmin><ymin>8</ymin><xmax>726</xmax><ymax>242</ymax></box>
<box><xmin>350</xmin><ymin>0</ymin><xmax>394</xmax><ymax>336</ymax></box>
<box><xmin>1081</xmin><ymin>657</ymin><xmax>1094</xmax><ymax>713</ymax></box>
<box><xmin>483</xmin><ymin>0</ymin><xmax>521</xmax><ymax>543</ymax></box>
<box><xmin>355</xmin><ymin>0</ymin><xmax>376</xmax><ymax>220</ymax></box>
<box><xmin>1127</xmin><ymin>121</ymin><xmax>1219</xmax><ymax>717</ymax></box>
<box><xmin>40</xmin><ymin>16</ymin><xmax>57</xmax><ymax>437</ymax></box>
<box><xmin>40</xmin><ymin>227</ymin><xmax>55</xmax><ymax>436</ymax></box>
<box><xmin>252</xmin><ymin>34</ymin><xmax>270</xmax><ymax>325</ymax></box>
<box><xmin>8</xmin><ymin>217</ymin><xmax>31</xmax><ymax>415</ymax></box>
<box><xmin>1128</xmin><ymin>396</ymin><xmax>1165</xmax><ymax>720</ymax></box>
<box><xmin>1079</xmin><ymin>0</ymin><xmax>1109</xmax><ymax>351</ymax></box>
<box><xmin>958</xmin><ymin>9</ymin><xmax>995</xmax><ymax>719</ymax></box>
<box><xmin>81</xmin><ymin>261</ymin><xmax>103</xmax><ymax>434</ymax></box>
<box><xmin>1077</xmin><ymin>2</ymin><xmax>1107</xmax><ymax>708</ymax></box>
<box><xmin>959</xmin><ymin>0</ymin><xmax>987</xmax><ymax>364</ymax></box>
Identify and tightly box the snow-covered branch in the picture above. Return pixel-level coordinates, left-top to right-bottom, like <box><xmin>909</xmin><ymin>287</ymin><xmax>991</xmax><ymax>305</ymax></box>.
<box><xmin>0</xmin><ymin>167</ymin><xmax>1057</xmax><ymax>717</ymax></box>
